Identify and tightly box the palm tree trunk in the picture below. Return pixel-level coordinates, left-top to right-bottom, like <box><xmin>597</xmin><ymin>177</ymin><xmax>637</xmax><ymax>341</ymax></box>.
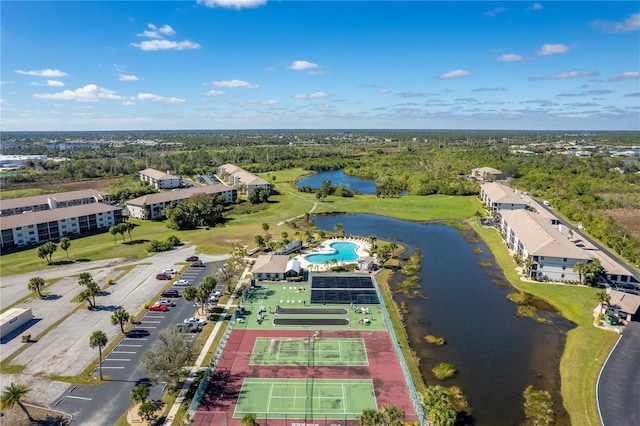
<box><xmin>18</xmin><ymin>402</ymin><xmax>34</xmax><ymax>422</ymax></box>
<box><xmin>98</xmin><ymin>348</ymin><xmax>103</xmax><ymax>380</ymax></box>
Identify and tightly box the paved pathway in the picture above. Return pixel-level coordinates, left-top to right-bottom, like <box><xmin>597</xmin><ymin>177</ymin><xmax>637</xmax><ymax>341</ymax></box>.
<box><xmin>597</xmin><ymin>321</ymin><xmax>640</xmax><ymax>426</ymax></box>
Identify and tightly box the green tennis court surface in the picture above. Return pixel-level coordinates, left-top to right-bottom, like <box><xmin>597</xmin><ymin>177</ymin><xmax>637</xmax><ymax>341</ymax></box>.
<box><xmin>249</xmin><ymin>337</ymin><xmax>368</xmax><ymax>366</ymax></box>
<box><xmin>234</xmin><ymin>378</ymin><xmax>376</xmax><ymax>419</ymax></box>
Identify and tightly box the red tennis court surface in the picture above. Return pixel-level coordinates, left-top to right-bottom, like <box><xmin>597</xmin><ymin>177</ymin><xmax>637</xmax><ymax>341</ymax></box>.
<box><xmin>191</xmin><ymin>329</ymin><xmax>418</xmax><ymax>426</ymax></box>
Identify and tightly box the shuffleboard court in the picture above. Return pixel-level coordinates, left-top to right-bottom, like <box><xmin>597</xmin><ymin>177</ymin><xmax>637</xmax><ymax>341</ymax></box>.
<box><xmin>234</xmin><ymin>378</ymin><xmax>376</xmax><ymax>419</ymax></box>
<box><xmin>250</xmin><ymin>337</ymin><xmax>368</xmax><ymax>366</ymax></box>
<box><xmin>273</xmin><ymin>318</ymin><xmax>350</xmax><ymax>326</ymax></box>
<box><xmin>276</xmin><ymin>307</ymin><xmax>348</xmax><ymax>315</ymax></box>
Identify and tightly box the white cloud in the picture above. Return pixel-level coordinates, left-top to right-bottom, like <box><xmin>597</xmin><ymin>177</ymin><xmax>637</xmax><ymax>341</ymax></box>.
<box><xmin>119</xmin><ymin>74</ymin><xmax>140</xmax><ymax>81</ymax></box>
<box><xmin>495</xmin><ymin>53</ymin><xmax>524</xmax><ymax>62</ymax></box>
<box><xmin>132</xmin><ymin>40</ymin><xmax>201</xmax><ymax>51</ymax></box>
<box><xmin>529</xmin><ymin>3</ymin><xmax>543</xmax><ymax>11</ymax></box>
<box><xmin>439</xmin><ymin>69</ymin><xmax>471</xmax><ymax>79</ymax></box>
<box><xmin>609</xmin><ymin>71</ymin><xmax>640</xmax><ymax>81</ymax></box>
<box><xmin>33</xmin><ymin>84</ymin><xmax>122</xmax><ymax>102</ymax></box>
<box><xmin>206</xmin><ymin>90</ymin><xmax>225</xmax><ymax>96</ymax></box>
<box><xmin>591</xmin><ymin>13</ymin><xmax>640</xmax><ymax>33</ymax></box>
<box><xmin>122</xmin><ymin>101</ymin><xmax>135</xmax><ymax>106</ymax></box>
<box><xmin>535</xmin><ymin>44</ymin><xmax>570</xmax><ymax>56</ymax></box>
<box><xmin>197</xmin><ymin>0</ymin><xmax>267</xmax><ymax>10</ymax></box>
<box><xmin>294</xmin><ymin>92</ymin><xmax>329</xmax><ymax>99</ymax></box>
<box><xmin>533</xmin><ymin>70</ymin><xmax>598</xmax><ymax>80</ymax></box>
<box><xmin>135</xmin><ymin>93</ymin><xmax>185</xmax><ymax>103</ymax></box>
<box><xmin>31</xmin><ymin>80</ymin><xmax>65</xmax><ymax>87</ymax></box>
<box><xmin>289</xmin><ymin>60</ymin><xmax>319</xmax><ymax>71</ymax></box>
<box><xmin>483</xmin><ymin>7</ymin><xmax>506</xmax><ymax>17</ymax></box>
<box><xmin>212</xmin><ymin>79</ymin><xmax>259</xmax><ymax>88</ymax></box>
<box><xmin>16</xmin><ymin>68</ymin><xmax>68</xmax><ymax>77</ymax></box>
<box><xmin>138</xmin><ymin>23</ymin><xmax>176</xmax><ymax>38</ymax></box>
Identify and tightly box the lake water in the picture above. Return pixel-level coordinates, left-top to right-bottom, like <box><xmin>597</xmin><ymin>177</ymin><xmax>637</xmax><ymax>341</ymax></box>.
<box><xmin>311</xmin><ymin>213</ymin><xmax>572</xmax><ymax>425</ymax></box>
<box><xmin>296</xmin><ymin>169</ymin><xmax>377</xmax><ymax>194</ymax></box>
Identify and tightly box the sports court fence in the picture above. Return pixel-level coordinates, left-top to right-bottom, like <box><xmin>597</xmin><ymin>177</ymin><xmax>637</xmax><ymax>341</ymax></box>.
<box><xmin>371</xmin><ymin>273</ymin><xmax>426</xmax><ymax>425</ymax></box>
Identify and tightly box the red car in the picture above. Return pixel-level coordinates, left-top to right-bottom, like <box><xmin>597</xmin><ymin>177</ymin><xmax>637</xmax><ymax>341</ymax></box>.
<box><xmin>156</xmin><ymin>273</ymin><xmax>171</xmax><ymax>280</ymax></box>
<box><xmin>148</xmin><ymin>304</ymin><xmax>169</xmax><ymax>311</ymax></box>
<box><xmin>186</xmin><ymin>256</ymin><xmax>199</xmax><ymax>262</ymax></box>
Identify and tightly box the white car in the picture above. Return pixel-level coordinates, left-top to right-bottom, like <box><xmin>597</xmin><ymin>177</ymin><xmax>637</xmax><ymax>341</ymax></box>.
<box><xmin>210</xmin><ymin>290</ymin><xmax>222</xmax><ymax>297</ymax></box>
<box><xmin>174</xmin><ymin>279</ymin><xmax>191</xmax><ymax>287</ymax></box>
<box><xmin>207</xmin><ymin>295</ymin><xmax>219</xmax><ymax>304</ymax></box>
<box><xmin>183</xmin><ymin>317</ymin><xmax>206</xmax><ymax>326</ymax></box>
<box><xmin>163</xmin><ymin>268</ymin><xmax>178</xmax><ymax>275</ymax></box>
<box><xmin>157</xmin><ymin>299</ymin><xmax>176</xmax><ymax>307</ymax></box>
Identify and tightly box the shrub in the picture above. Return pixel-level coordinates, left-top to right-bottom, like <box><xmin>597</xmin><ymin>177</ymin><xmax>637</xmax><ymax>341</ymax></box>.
<box><xmin>424</xmin><ymin>335</ymin><xmax>446</xmax><ymax>345</ymax></box>
<box><xmin>432</xmin><ymin>362</ymin><xmax>457</xmax><ymax>380</ymax></box>
<box><xmin>523</xmin><ymin>385</ymin><xmax>554</xmax><ymax>426</ymax></box>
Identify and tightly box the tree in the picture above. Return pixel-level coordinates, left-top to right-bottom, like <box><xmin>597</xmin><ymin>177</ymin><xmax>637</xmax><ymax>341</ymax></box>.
<box><xmin>380</xmin><ymin>404</ymin><xmax>405</xmax><ymax>425</ymax></box>
<box><xmin>595</xmin><ymin>291</ymin><xmax>611</xmax><ymax>314</ymax></box>
<box><xmin>584</xmin><ymin>258</ymin><xmax>602</xmax><ymax>286</ymax></box>
<box><xmin>334</xmin><ymin>223</ymin><xmax>344</xmax><ymax>237</ymax></box>
<box><xmin>573</xmin><ymin>262</ymin><xmax>587</xmax><ymax>285</ymax></box>
<box><xmin>36</xmin><ymin>241</ymin><xmax>57</xmax><ymax>264</ymax></box>
<box><xmin>358</xmin><ymin>408</ymin><xmax>382</xmax><ymax>426</ymax></box>
<box><xmin>378</xmin><ymin>245</ymin><xmax>392</xmax><ymax>266</ymax></box>
<box><xmin>389</xmin><ymin>242</ymin><xmax>398</xmax><ymax>258</ymax></box>
<box><xmin>78</xmin><ymin>272</ymin><xmax>93</xmax><ymax>287</ymax></box>
<box><xmin>89</xmin><ymin>330</ymin><xmax>108</xmax><ymax>380</ymax></box>
<box><xmin>423</xmin><ymin>386</ymin><xmax>457</xmax><ymax>426</ymax></box>
<box><xmin>241</xmin><ymin>413</ymin><xmax>258</xmax><ymax>426</ymax></box>
<box><xmin>85</xmin><ymin>281</ymin><xmax>101</xmax><ymax>308</ymax></box>
<box><xmin>1</xmin><ymin>383</ymin><xmax>34</xmax><ymax>423</ymax></box>
<box><xmin>262</xmin><ymin>222</ymin><xmax>270</xmax><ymax>235</ymax></box>
<box><xmin>111</xmin><ymin>308</ymin><xmax>131</xmax><ymax>333</ymax></box>
<box><xmin>249</xmin><ymin>187</ymin><xmax>270</xmax><ymax>204</ymax></box>
<box><xmin>60</xmin><ymin>237</ymin><xmax>71</xmax><ymax>259</ymax></box>
<box><xmin>28</xmin><ymin>276</ymin><xmax>46</xmax><ymax>298</ymax></box>
<box><xmin>195</xmin><ymin>286</ymin><xmax>209</xmax><ymax>315</ymax></box>
<box><xmin>182</xmin><ymin>285</ymin><xmax>197</xmax><ymax>303</ymax></box>
<box><xmin>138</xmin><ymin>401</ymin><xmax>155</xmax><ymax>422</ymax></box>
<box><xmin>254</xmin><ymin>234</ymin><xmax>265</xmax><ymax>249</ymax></box>
<box><xmin>109</xmin><ymin>225</ymin><xmax>118</xmax><ymax>245</ymax></box>
<box><xmin>368</xmin><ymin>235</ymin><xmax>377</xmax><ymax>249</ymax></box>
<box><xmin>124</xmin><ymin>222</ymin><xmax>135</xmax><ymax>241</ymax></box>
<box><xmin>130</xmin><ymin>384</ymin><xmax>150</xmax><ymax>405</ymax></box>
<box><xmin>116</xmin><ymin>222</ymin><xmax>127</xmax><ymax>242</ymax></box>
<box><xmin>141</xmin><ymin>328</ymin><xmax>197</xmax><ymax>389</ymax></box>
<box><xmin>523</xmin><ymin>257</ymin><xmax>533</xmax><ymax>279</ymax></box>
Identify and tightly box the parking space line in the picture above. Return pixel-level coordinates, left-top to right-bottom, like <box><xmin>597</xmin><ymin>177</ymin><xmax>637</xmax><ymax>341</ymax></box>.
<box><xmin>112</xmin><ymin>351</ymin><xmax>136</xmax><ymax>354</ymax></box>
<box><xmin>119</xmin><ymin>344</ymin><xmax>142</xmax><ymax>347</ymax></box>
<box><xmin>100</xmin><ymin>366</ymin><xmax>125</xmax><ymax>369</ymax></box>
<box><xmin>66</xmin><ymin>395</ymin><xmax>92</xmax><ymax>401</ymax></box>
<box><xmin>105</xmin><ymin>358</ymin><xmax>131</xmax><ymax>361</ymax></box>
<box><xmin>141</xmin><ymin>320</ymin><xmax>161</xmax><ymax>323</ymax></box>
<box><xmin>123</xmin><ymin>338</ymin><xmax>148</xmax><ymax>341</ymax></box>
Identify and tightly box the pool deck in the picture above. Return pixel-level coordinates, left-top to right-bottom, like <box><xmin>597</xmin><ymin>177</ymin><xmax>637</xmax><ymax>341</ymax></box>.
<box><xmin>294</xmin><ymin>237</ymin><xmax>373</xmax><ymax>271</ymax></box>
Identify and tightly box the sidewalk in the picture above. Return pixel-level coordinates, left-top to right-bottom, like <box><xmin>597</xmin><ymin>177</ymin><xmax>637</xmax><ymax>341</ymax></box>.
<box><xmin>162</xmin><ymin>262</ymin><xmax>252</xmax><ymax>425</ymax></box>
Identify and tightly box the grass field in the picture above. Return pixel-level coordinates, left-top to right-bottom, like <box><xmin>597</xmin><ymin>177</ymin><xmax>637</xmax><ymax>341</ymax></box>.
<box><xmin>234</xmin><ymin>378</ymin><xmax>376</xmax><ymax>419</ymax></box>
<box><xmin>250</xmin><ymin>337</ymin><xmax>368</xmax><ymax>366</ymax></box>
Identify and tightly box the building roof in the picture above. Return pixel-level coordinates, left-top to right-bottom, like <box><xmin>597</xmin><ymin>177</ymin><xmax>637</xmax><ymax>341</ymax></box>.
<box><xmin>126</xmin><ymin>184</ymin><xmax>234</xmax><ymax>206</ymax></box>
<box><xmin>1</xmin><ymin>203</ymin><xmax>121</xmax><ymax>230</ymax></box>
<box><xmin>0</xmin><ymin>189</ymin><xmax>106</xmax><ymax>211</ymax></box>
<box><xmin>252</xmin><ymin>254</ymin><xmax>290</xmax><ymax>274</ymax></box>
<box><xmin>219</xmin><ymin>163</ymin><xmax>270</xmax><ymax>187</ymax></box>
<box><xmin>139</xmin><ymin>168</ymin><xmax>177</xmax><ymax>181</ymax></box>
<box><xmin>286</xmin><ymin>258</ymin><xmax>301</xmax><ymax>273</ymax></box>
<box><xmin>0</xmin><ymin>307</ymin><xmax>32</xmax><ymax>325</ymax></box>
<box><xmin>609</xmin><ymin>290</ymin><xmax>640</xmax><ymax>314</ymax></box>
<box><xmin>481</xmin><ymin>182</ymin><xmax>527</xmax><ymax>205</ymax></box>
<box><xmin>500</xmin><ymin>209</ymin><xmax>591</xmax><ymax>260</ymax></box>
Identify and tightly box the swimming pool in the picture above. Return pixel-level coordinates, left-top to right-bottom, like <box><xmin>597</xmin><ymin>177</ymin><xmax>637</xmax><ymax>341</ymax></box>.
<box><xmin>304</xmin><ymin>242</ymin><xmax>360</xmax><ymax>264</ymax></box>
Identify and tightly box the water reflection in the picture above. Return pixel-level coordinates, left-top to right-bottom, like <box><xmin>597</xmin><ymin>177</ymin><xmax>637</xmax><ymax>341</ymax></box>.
<box><xmin>312</xmin><ymin>213</ymin><xmax>572</xmax><ymax>425</ymax></box>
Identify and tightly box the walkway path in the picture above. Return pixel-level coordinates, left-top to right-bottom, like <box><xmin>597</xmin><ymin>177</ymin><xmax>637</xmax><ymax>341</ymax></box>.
<box><xmin>162</xmin><ymin>261</ymin><xmax>252</xmax><ymax>425</ymax></box>
<box><xmin>597</xmin><ymin>321</ymin><xmax>640</xmax><ymax>426</ymax></box>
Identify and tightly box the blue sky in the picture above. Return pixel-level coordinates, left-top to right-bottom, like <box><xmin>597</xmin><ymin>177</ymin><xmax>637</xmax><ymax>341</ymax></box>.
<box><xmin>2</xmin><ymin>1</ymin><xmax>639</xmax><ymax>131</ymax></box>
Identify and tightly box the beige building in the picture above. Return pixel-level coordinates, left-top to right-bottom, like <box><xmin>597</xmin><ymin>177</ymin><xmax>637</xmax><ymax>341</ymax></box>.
<box><xmin>0</xmin><ymin>189</ymin><xmax>107</xmax><ymax>217</ymax></box>
<box><xmin>479</xmin><ymin>182</ymin><xmax>529</xmax><ymax>213</ymax></box>
<box><xmin>252</xmin><ymin>254</ymin><xmax>301</xmax><ymax>281</ymax></box>
<box><xmin>472</xmin><ymin>167</ymin><xmax>503</xmax><ymax>181</ymax></box>
<box><xmin>139</xmin><ymin>168</ymin><xmax>181</xmax><ymax>189</ymax></box>
<box><xmin>125</xmin><ymin>184</ymin><xmax>237</xmax><ymax>220</ymax></box>
<box><xmin>218</xmin><ymin>164</ymin><xmax>271</xmax><ymax>195</ymax></box>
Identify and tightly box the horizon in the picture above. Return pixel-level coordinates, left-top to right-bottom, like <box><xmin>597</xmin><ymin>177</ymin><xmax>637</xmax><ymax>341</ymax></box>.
<box><xmin>2</xmin><ymin>1</ymin><xmax>639</xmax><ymax>132</ymax></box>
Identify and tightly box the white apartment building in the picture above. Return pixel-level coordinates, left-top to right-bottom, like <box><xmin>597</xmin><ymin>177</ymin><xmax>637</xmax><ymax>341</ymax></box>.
<box><xmin>479</xmin><ymin>182</ymin><xmax>529</xmax><ymax>213</ymax></box>
<box><xmin>218</xmin><ymin>163</ymin><xmax>271</xmax><ymax>195</ymax></box>
<box><xmin>139</xmin><ymin>168</ymin><xmax>181</xmax><ymax>189</ymax></box>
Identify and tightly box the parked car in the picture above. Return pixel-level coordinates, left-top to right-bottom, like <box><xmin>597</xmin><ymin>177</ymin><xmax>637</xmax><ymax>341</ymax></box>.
<box><xmin>156</xmin><ymin>273</ymin><xmax>172</xmax><ymax>280</ymax></box>
<box><xmin>176</xmin><ymin>322</ymin><xmax>202</xmax><ymax>332</ymax></box>
<box><xmin>163</xmin><ymin>268</ymin><xmax>178</xmax><ymax>275</ymax></box>
<box><xmin>160</xmin><ymin>289</ymin><xmax>180</xmax><ymax>298</ymax></box>
<box><xmin>190</xmin><ymin>260</ymin><xmax>205</xmax><ymax>267</ymax></box>
<box><xmin>183</xmin><ymin>317</ymin><xmax>206</xmax><ymax>326</ymax></box>
<box><xmin>157</xmin><ymin>299</ymin><xmax>176</xmax><ymax>307</ymax></box>
<box><xmin>210</xmin><ymin>290</ymin><xmax>222</xmax><ymax>297</ymax></box>
<box><xmin>148</xmin><ymin>304</ymin><xmax>169</xmax><ymax>311</ymax></box>
<box><xmin>207</xmin><ymin>295</ymin><xmax>219</xmax><ymax>304</ymax></box>
<box><xmin>186</xmin><ymin>256</ymin><xmax>199</xmax><ymax>262</ymax></box>
<box><xmin>174</xmin><ymin>279</ymin><xmax>191</xmax><ymax>287</ymax></box>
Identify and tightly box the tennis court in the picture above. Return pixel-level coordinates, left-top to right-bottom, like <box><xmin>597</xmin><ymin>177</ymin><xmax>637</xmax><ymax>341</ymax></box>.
<box><xmin>234</xmin><ymin>378</ymin><xmax>376</xmax><ymax>419</ymax></box>
<box><xmin>250</xmin><ymin>337</ymin><xmax>368</xmax><ymax>366</ymax></box>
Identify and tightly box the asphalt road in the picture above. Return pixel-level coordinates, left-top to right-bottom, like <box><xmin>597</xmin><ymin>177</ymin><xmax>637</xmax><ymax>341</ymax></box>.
<box><xmin>50</xmin><ymin>261</ymin><xmax>220</xmax><ymax>425</ymax></box>
<box><xmin>597</xmin><ymin>321</ymin><xmax>640</xmax><ymax>426</ymax></box>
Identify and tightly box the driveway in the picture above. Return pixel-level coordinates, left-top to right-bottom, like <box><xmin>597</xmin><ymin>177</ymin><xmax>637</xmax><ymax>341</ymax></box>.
<box><xmin>597</xmin><ymin>321</ymin><xmax>640</xmax><ymax>426</ymax></box>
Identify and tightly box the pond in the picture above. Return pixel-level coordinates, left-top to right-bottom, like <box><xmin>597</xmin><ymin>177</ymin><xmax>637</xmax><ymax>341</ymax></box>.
<box><xmin>311</xmin><ymin>213</ymin><xmax>572</xmax><ymax>426</ymax></box>
<box><xmin>296</xmin><ymin>169</ymin><xmax>377</xmax><ymax>194</ymax></box>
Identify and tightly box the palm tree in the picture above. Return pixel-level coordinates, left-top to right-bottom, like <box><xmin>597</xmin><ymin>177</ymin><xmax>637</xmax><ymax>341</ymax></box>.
<box><xmin>523</xmin><ymin>257</ymin><xmax>533</xmax><ymax>279</ymax></box>
<box><xmin>573</xmin><ymin>262</ymin><xmax>587</xmax><ymax>285</ymax></box>
<box><xmin>389</xmin><ymin>242</ymin><xmax>398</xmax><ymax>258</ymax></box>
<box><xmin>111</xmin><ymin>308</ymin><xmax>131</xmax><ymax>333</ymax></box>
<box><xmin>78</xmin><ymin>272</ymin><xmax>93</xmax><ymax>287</ymax></box>
<box><xmin>86</xmin><ymin>281</ymin><xmax>101</xmax><ymax>308</ymax></box>
<box><xmin>380</xmin><ymin>403</ymin><xmax>405</xmax><ymax>425</ymax></box>
<box><xmin>262</xmin><ymin>222</ymin><xmax>270</xmax><ymax>235</ymax></box>
<box><xmin>358</xmin><ymin>408</ymin><xmax>382</xmax><ymax>426</ymax></box>
<box><xmin>28</xmin><ymin>276</ymin><xmax>46</xmax><ymax>298</ymax></box>
<box><xmin>1</xmin><ymin>383</ymin><xmax>34</xmax><ymax>423</ymax></box>
<box><xmin>89</xmin><ymin>330</ymin><xmax>108</xmax><ymax>380</ymax></box>
<box><xmin>138</xmin><ymin>401</ymin><xmax>155</xmax><ymax>421</ymax></box>
<box><xmin>368</xmin><ymin>235</ymin><xmax>377</xmax><ymax>249</ymax></box>
<box><xmin>130</xmin><ymin>384</ymin><xmax>150</xmax><ymax>405</ymax></box>
<box><xmin>595</xmin><ymin>291</ymin><xmax>611</xmax><ymax>314</ymax></box>
<box><xmin>60</xmin><ymin>237</ymin><xmax>71</xmax><ymax>259</ymax></box>
<box><xmin>182</xmin><ymin>285</ymin><xmax>197</xmax><ymax>304</ymax></box>
<box><xmin>334</xmin><ymin>223</ymin><xmax>344</xmax><ymax>238</ymax></box>
<box><xmin>241</xmin><ymin>413</ymin><xmax>258</xmax><ymax>426</ymax></box>
<box><xmin>254</xmin><ymin>234</ymin><xmax>265</xmax><ymax>249</ymax></box>
<box><xmin>109</xmin><ymin>225</ymin><xmax>118</xmax><ymax>245</ymax></box>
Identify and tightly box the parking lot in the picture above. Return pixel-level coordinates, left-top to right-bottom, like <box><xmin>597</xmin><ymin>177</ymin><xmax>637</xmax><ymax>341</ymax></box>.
<box><xmin>1</xmin><ymin>245</ymin><xmax>228</xmax><ymax>413</ymax></box>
